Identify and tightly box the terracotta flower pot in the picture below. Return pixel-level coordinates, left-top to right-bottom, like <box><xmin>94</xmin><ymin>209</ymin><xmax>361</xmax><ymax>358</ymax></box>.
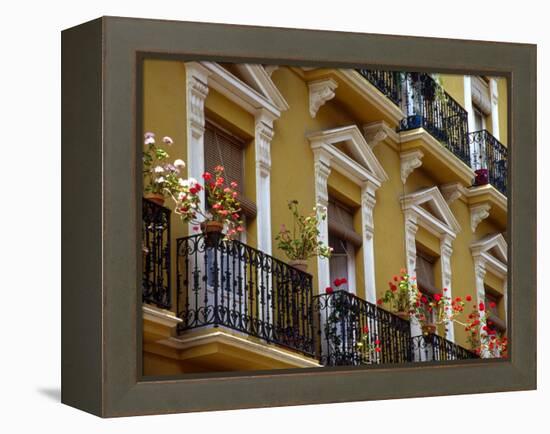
<box><xmin>422</xmin><ymin>323</ymin><xmax>437</xmax><ymax>335</ymax></box>
<box><xmin>145</xmin><ymin>193</ymin><xmax>165</xmax><ymax>206</ymax></box>
<box><xmin>201</xmin><ymin>220</ymin><xmax>224</xmax><ymax>247</ymax></box>
<box><xmin>288</xmin><ymin>260</ymin><xmax>308</xmax><ymax>273</ymax></box>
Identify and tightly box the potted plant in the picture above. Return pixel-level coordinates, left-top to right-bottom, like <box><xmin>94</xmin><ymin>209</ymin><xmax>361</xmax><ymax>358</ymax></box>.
<box><xmin>461</xmin><ymin>300</ymin><xmax>508</xmax><ymax>358</ymax></box>
<box><xmin>275</xmin><ymin>200</ymin><xmax>332</xmax><ymax>272</ymax></box>
<box><xmin>410</xmin><ymin>288</ymin><xmax>466</xmax><ymax>335</ymax></box>
<box><xmin>169</xmin><ymin>165</ymin><xmax>244</xmax><ymax>244</ymax></box>
<box><xmin>474</xmin><ymin>168</ymin><xmax>489</xmax><ymax>186</ymax></box>
<box><xmin>376</xmin><ymin>268</ymin><xmax>414</xmax><ymax>320</ymax></box>
<box><xmin>357</xmin><ymin>324</ymin><xmax>382</xmax><ymax>365</ymax></box>
<box><xmin>142</xmin><ymin>132</ymin><xmax>184</xmax><ymax>206</ymax></box>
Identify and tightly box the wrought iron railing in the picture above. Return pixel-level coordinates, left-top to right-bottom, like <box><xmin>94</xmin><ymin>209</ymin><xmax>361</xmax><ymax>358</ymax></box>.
<box><xmin>398</xmin><ymin>72</ymin><xmax>470</xmax><ymax>166</ymax></box>
<box><xmin>176</xmin><ymin>234</ymin><xmax>315</xmax><ymax>357</ymax></box>
<box><xmin>313</xmin><ymin>290</ymin><xmax>412</xmax><ymax>366</ymax></box>
<box><xmin>142</xmin><ymin>198</ymin><xmax>171</xmax><ymax>309</ymax></box>
<box><xmin>356</xmin><ymin>69</ymin><xmax>402</xmax><ymax>106</ymax></box>
<box><xmin>410</xmin><ymin>334</ymin><xmax>478</xmax><ymax>362</ymax></box>
<box><xmin>469</xmin><ymin>129</ymin><xmax>508</xmax><ymax>195</ymax></box>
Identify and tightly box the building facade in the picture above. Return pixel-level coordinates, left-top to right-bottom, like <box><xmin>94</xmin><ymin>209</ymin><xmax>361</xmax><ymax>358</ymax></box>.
<box><xmin>141</xmin><ymin>60</ymin><xmax>508</xmax><ymax>375</ymax></box>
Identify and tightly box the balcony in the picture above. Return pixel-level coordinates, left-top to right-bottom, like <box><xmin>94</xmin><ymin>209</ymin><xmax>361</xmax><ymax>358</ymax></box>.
<box><xmin>356</xmin><ymin>69</ymin><xmax>402</xmax><ymax>106</ymax></box>
<box><xmin>398</xmin><ymin>72</ymin><xmax>470</xmax><ymax>166</ymax></box>
<box><xmin>142</xmin><ymin>198</ymin><xmax>172</xmax><ymax>309</ymax></box>
<box><xmin>176</xmin><ymin>234</ymin><xmax>315</xmax><ymax>358</ymax></box>
<box><xmin>313</xmin><ymin>290</ymin><xmax>411</xmax><ymax>365</ymax></box>
<box><xmin>313</xmin><ymin>290</ymin><xmax>477</xmax><ymax>366</ymax></box>
<box><xmin>469</xmin><ymin>129</ymin><xmax>508</xmax><ymax>195</ymax></box>
<box><xmin>411</xmin><ymin>334</ymin><xmax>479</xmax><ymax>361</ymax></box>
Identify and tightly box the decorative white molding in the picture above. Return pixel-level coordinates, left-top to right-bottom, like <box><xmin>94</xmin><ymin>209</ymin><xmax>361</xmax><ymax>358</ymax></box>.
<box><xmin>402</xmin><ymin>187</ymin><xmax>461</xmax><ymax>343</ymax></box>
<box><xmin>235</xmin><ymin>64</ymin><xmax>290</xmax><ymax>112</ymax></box>
<box><xmin>255</xmin><ymin>110</ymin><xmax>276</xmax><ymax>254</ymax></box>
<box><xmin>400</xmin><ymin>149</ymin><xmax>424</xmax><ymax>184</ymax></box>
<box><xmin>362</xmin><ymin>121</ymin><xmax>394</xmax><ymax>149</ymax></box>
<box><xmin>308</xmin><ymin>125</ymin><xmax>388</xmax><ymax>298</ymax></box>
<box><xmin>143</xmin><ymin>305</ymin><xmax>183</xmax><ymax>328</ymax></box>
<box><xmin>470</xmin><ymin>203</ymin><xmax>492</xmax><ymax>232</ymax></box>
<box><xmin>308</xmin><ymin>78</ymin><xmax>338</xmax><ymax>118</ymax></box>
<box><xmin>264</xmin><ymin>65</ymin><xmax>279</xmax><ymax>76</ymax></box>
<box><xmin>185</xmin><ymin>62</ymin><xmax>211</xmax><ymax>223</ymax></box>
<box><xmin>440</xmin><ymin>182</ymin><xmax>465</xmax><ymax>205</ymax></box>
<box><xmin>307</xmin><ymin>125</ymin><xmax>389</xmax><ymax>186</ymax></box>
<box><xmin>470</xmin><ymin>233</ymin><xmax>508</xmax><ymax>358</ymax></box>
<box><xmin>361</xmin><ymin>184</ymin><xmax>377</xmax><ymax>303</ymax></box>
<box><xmin>489</xmin><ymin>78</ymin><xmax>500</xmax><ymax>140</ymax></box>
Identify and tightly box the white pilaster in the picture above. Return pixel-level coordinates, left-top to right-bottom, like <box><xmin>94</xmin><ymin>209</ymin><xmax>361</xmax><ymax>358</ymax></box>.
<box><xmin>404</xmin><ymin>211</ymin><xmax>422</xmax><ymax>338</ymax></box>
<box><xmin>440</xmin><ymin>234</ymin><xmax>455</xmax><ymax>342</ymax></box>
<box><xmin>473</xmin><ymin>257</ymin><xmax>489</xmax><ymax>358</ymax></box>
<box><xmin>313</xmin><ymin>151</ymin><xmax>332</xmax><ymax>292</ymax></box>
<box><xmin>361</xmin><ymin>183</ymin><xmax>377</xmax><ymax>303</ymax></box>
<box><xmin>489</xmin><ymin>78</ymin><xmax>500</xmax><ymax>140</ymax></box>
<box><xmin>254</xmin><ymin>110</ymin><xmax>275</xmax><ymax>255</ymax></box>
<box><xmin>185</xmin><ymin>62</ymin><xmax>210</xmax><ymax>228</ymax></box>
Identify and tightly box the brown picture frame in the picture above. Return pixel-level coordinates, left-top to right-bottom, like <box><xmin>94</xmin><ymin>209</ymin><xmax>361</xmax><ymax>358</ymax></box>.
<box><xmin>61</xmin><ymin>16</ymin><xmax>537</xmax><ymax>417</ymax></box>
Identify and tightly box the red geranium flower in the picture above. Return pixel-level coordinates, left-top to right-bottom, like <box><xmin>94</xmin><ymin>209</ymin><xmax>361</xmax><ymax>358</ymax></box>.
<box><xmin>377</xmin><ymin>299</ymin><xmax>383</xmax><ymax>305</ymax></box>
<box><xmin>466</xmin><ymin>295</ymin><xmax>472</xmax><ymax>302</ymax></box>
<box><xmin>489</xmin><ymin>301</ymin><xmax>497</xmax><ymax>309</ymax></box>
<box><xmin>434</xmin><ymin>294</ymin><xmax>442</xmax><ymax>302</ymax></box>
<box><xmin>375</xmin><ymin>347</ymin><xmax>381</xmax><ymax>353</ymax></box>
<box><xmin>479</xmin><ymin>302</ymin><xmax>485</xmax><ymax>312</ymax></box>
<box><xmin>325</xmin><ymin>286</ymin><xmax>334</xmax><ymax>294</ymax></box>
<box><xmin>362</xmin><ymin>325</ymin><xmax>369</xmax><ymax>334</ymax></box>
<box><xmin>202</xmin><ymin>172</ymin><xmax>212</xmax><ymax>181</ymax></box>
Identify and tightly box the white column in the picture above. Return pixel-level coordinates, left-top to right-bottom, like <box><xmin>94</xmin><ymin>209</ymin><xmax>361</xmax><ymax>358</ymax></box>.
<box><xmin>463</xmin><ymin>76</ymin><xmax>477</xmax><ymax>167</ymax></box>
<box><xmin>489</xmin><ymin>78</ymin><xmax>500</xmax><ymax>140</ymax></box>
<box><xmin>404</xmin><ymin>211</ymin><xmax>422</xmax><ymax>338</ymax></box>
<box><xmin>473</xmin><ymin>257</ymin><xmax>489</xmax><ymax>358</ymax></box>
<box><xmin>313</xmin><ymin>151</ymin><xmax>332</xmax><ymax>292</ymax></box>
<box><xmin>185</xmin><ymin>62</ymin><xmax>210</xmax><ymax>229</ymax></box>
<box><xmin>440</xmin><ymin>234</ymin><xmax>455</xmax><ymax>342</ymax></box>
<box><xmin>361</xmin><ymin>183</ymin><xmax>377</xmax><ymax>303</ymax></box>
<box><xmin>254</xmin><ymin>110</ymin><xmax>275</xmax><ymax>255</ymax></box>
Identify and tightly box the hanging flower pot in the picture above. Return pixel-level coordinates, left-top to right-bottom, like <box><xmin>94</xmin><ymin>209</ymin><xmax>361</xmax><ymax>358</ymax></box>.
<box><xmin>145</xmin><ymin>193</ymin><xmax>165</xmax><ymax>206</ymax></box>
<box><xmin>201</xmin><ymin>220</ymin><xmax>224</xmax><ymax>247</ymax></box>
<box><xmin>422</xmin><ymin>323</ymin><xmax>437</xmax><ymax>335</ymax></box>
<box><xmin>474</xmin><ymin>168</ymin><xmax>489</xmax><ymax>186</ymax></box>
<box><xmin>288</xmin><ymin>259</ymin><xmax>308</xmax><ymax>273</ymax></box>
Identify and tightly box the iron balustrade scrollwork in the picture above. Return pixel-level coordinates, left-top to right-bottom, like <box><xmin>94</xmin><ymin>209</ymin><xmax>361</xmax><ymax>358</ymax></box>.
<box><xmin>398</xmin><ymin>72</ymin><xmax>470</xmax><ymax>166</ymax></box>
<box><xmin>469</xmin><ymin>129</ymin><xmax>508</xmax><ymax>195</ymax></box>
<box><xmin>356</xmin><ymin>69</ymin><xmax>402</xmax><ymax>106</ymax></box>
<box><xmin>176</xmin><ymin>234</ymin><xmax>315</xmax><ymax>357</ymax></box>
<box><xmin>313</xmin><ymin>290</ymin><xmax>412</xmax><ymax>366</ymax></box>
<box><xmin>410</xmin><ymin>334</ymin><xmax>478</xmax><ymax>362</ymax></box>
<box><xmin>142</xmin><ymin>198</ymin><xmax>172</xmax><ymax>309</ymax></box>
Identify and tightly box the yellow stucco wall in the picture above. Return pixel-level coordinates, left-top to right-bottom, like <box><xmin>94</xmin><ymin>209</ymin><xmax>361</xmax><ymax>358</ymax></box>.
<box><xmin>142</xmin><ymin>61</ymin><xmax>508</xmax><ymax>365</ymax></box>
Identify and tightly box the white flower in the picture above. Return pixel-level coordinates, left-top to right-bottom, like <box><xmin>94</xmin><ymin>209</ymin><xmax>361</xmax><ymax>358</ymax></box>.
<box><xmin>154</xmin><ymin>165</ymin><xmax>164</xmax><ymax>173</ymax></box>
<box><xmin>155</xmin><ymin>176</ymin><xmax>165</xmax><ymax>184</ymax></box>
<box><xmin>144</xmin><ymin>137</ymin><xmax>155</xmax><ymax>145</ymax></box>
<box><xmin>163</xmin><ymin>136</ymin><xmax>174</xmax><ymax>145</ymax></box>
<box><xmin>178</xmin><ymin>178</ymin><xmax>189</xmax><ymax>187</ymax></box>
<box><xmin>174</xmin><ymin>159</ymin><xmax>186</xmax><ymax>169</ymax></box>
<box><xmin>177</xmin><ymin>192</ymin><xmax>188</xmax><ymax>201</ymax></box>
<box><xmin>188</xmin><ymin>177</ymin><xmax>198</xmax><ymax>186</ymax></box>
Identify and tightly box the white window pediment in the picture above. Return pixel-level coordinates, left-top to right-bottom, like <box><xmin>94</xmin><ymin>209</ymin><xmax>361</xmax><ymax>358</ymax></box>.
<box><xmin>471</xmin><ymin>233</ymin><xmax>507</xmax><ymax>277</ymax></box>
<box><xmin>307</xmin><ymin>125</ymin><xmax>389</xmax><ymax>187</ymax></box>
<box><xmin>401</xmin><ymin>186</ymin><xmax>461</xmax><ymax>237</ymax></box>
<box><xmin>233</xmin><ymin>64</ymin><xmax>290</xmax><ymax>112</ymax></box>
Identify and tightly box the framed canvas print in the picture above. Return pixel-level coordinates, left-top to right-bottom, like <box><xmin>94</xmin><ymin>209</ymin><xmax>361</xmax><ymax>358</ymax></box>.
<box><xmin>61</xmin><ymin>16</ymin><xmax>536</xmax><ymax>417</ymax></box>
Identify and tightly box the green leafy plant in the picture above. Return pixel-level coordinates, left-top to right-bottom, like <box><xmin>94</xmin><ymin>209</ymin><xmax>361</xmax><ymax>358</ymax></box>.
<box><xmin>275</xmin><ymin>200</ymin><xmax>332</xmax><ymax>261</ymax></box>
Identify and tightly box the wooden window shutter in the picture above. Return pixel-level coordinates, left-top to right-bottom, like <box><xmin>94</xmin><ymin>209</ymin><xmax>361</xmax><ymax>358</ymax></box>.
<box><xmin>204</xmin><ymin>121</ymin><xmax>257</xmax><ymax>218</ymax></box>
<box><xmin>327</xmin><ymin>199</ymin><xmax>362</xmax><ymax>247</ymax></box>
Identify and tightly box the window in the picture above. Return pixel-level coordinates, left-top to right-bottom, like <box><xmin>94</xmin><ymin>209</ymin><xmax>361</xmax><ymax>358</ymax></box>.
<box><xmin>327</xmin><ymin>199</ymin><xmax>361</xmax><ymax>294</ymax></box>
<box><xmin>415</xmin><ymin>249</ymin><xmax>439</xmax><ymax>323</ymax></box>
<box><xmin>484</xmin><ymin>286</ymin><xmax>506</xmax><ymax>333</ymax></box>
<box><xmin>204</xmin><ymin>120</ymin><xmax>257</xmax><ymax>219</ymax></box>
<box><xmin>473</xmin><ymin>106</ymin><xmax>485</xmax><ymax>132</ymax></box>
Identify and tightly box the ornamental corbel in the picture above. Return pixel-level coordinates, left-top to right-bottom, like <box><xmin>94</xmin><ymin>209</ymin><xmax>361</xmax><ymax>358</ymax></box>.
<box><xmin>470</xmin><ymin>203</ymin><xmax>491</xmax><ymax>232</ymax></box>
<box><xmin>308</xmin><ymin>78</ymin><xmax>338</xmax><ymax>118</ymax></box>
<box><xmin>400</xmin><ymin>149</ymin><xmax>424</xmax><ymax>184</ymax></box>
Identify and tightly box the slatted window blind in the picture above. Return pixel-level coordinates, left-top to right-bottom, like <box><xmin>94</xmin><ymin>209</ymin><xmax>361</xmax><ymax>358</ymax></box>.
<box><xmin>327</xmin><ymin>199</ymin><xmax>362</xmax><ymax>247</ymax></box>
<box><xmin>204</xmin><ymin>121</ymin><xmax>257</xmax><ymax>218</ymax></box>
<box><xmin>415</xmin><ymin>250</ymin><xmax>439</xmax><ymax>296</ymax></box>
